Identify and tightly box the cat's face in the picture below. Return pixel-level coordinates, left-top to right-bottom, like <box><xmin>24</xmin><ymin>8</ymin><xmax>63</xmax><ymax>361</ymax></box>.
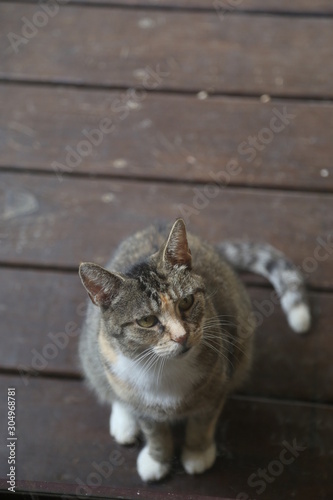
<box><xmin>79</xmin><ymin>219</ymin><xmax>206</xmax><ymax>360</ymax></box>
<box><xmin>105</xmin><ymin>265</ymin><xmax>206</xmax><ymax>359</ymax></box>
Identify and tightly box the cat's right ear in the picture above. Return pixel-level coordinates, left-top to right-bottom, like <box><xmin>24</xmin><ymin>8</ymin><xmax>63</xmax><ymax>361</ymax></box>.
<box><xmin>79</xmin><ymin>262</ymin><xmax>125</xmax><ymax>307</ymax></box>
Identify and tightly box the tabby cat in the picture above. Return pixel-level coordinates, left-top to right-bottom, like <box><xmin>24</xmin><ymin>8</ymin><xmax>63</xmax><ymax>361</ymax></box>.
<box><xmin>79</xmin><ymin>219</ymin><xmax>310</xmax><ymax>482</ymax></box>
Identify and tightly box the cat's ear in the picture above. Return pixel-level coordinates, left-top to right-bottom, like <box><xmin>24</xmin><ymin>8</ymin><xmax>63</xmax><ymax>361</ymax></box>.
<box><xmin>163</xmin><ymin>218</ymin><xmax>192</xmax><ymax>269</ymax></box>
<box><xmin>79</xmin><ymin>262</ymin><xmax>125</xmax><ymax>307</ymax></box>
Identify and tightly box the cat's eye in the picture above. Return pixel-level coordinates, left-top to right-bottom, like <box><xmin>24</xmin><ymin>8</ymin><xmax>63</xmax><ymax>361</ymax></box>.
<box><xmin>136</xmin><ymin>315</ymin><xmax>158</xmax><ymax>328</ymax></box>
<box><xmin>178</xmin><ymin>294</ymin><xmax>194</xmax><ymax>311</ymax></box>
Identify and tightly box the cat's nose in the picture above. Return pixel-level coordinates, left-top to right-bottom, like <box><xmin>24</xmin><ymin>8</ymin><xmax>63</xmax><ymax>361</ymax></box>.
<box><xmin>173</xmin><ymin>333</ymin><xmax>187</xmax><ymax>345</ymax></box>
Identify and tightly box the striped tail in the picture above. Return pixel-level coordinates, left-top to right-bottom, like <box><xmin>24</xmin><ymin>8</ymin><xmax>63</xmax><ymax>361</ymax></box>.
<box><xmin>217</xmin><ymin>242</ymin><xmax>311</xmax><ymax>334</ymax></box>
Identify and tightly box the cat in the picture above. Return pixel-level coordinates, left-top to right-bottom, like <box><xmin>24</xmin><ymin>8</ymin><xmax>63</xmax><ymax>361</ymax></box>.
<box><xmin>78</xmin><ymin>218</ymin><xmax>310</xmax><ymax>482</ymax></box>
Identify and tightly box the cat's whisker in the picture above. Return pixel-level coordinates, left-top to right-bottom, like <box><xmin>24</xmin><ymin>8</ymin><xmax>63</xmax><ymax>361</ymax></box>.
<box><xmin>204</xmin><ymin>288</ymin><xmax>219</xmax><ymax>302</ymax></box>
<box><xmin>138</xmin><ymin>352</ymin><xmax>157</xmax><ymax>376</ymax></box>
<box><xmin>203</xmin><ymin>331</ymin><xmax>249</xmax><ymax>358</ymax></box>
<box><xmin>201</xmin><ymin>339</ymin><xmax>232</xmax><ymax>368</ymax></box>
<box><xmin>203</xmin><ymin>319</ymin><xmax>239</xmax><ymax>329</ymax></box>
<box><xmin>204</xmin><ymin>331</ymin><xmax>248</xmax><ymax>354</ymax></box>
<box><xmin>203</xmin><ymin>323</ymin><xmax>238</xmax><ymax>331</ymax></box>
<box><xmin>126</xmin><ymin>348</ymin><xmax>158</xmax><ymax>380</ymax></box>
<box><xmin>202</xmin><ymin>335</ymin><xmax>231</xmax><ymax>358</ymax></box>
<box><xmin>143</xmin><ymin>351</ymin><xmax>163</xmax><ymax>378</ymax></box>
<box><xmin>115</xmin><ymin>348</ymin><xmax>154</xmax><ymax>378</ymax></box>
<box><xmin>156</xmin><ymin>356</ymin><xmax>166</xmax><ymax>387</ymax></box>
<box><xmin>206</xmin><ymin>313</ymin><xmax>238</xmax><ymax>320</ymax></box>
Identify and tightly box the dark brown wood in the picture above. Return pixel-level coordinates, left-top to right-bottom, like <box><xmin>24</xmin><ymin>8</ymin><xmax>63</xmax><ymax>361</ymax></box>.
<box><xmin>1</xmin><ymin>85</ymin><xmax>332</xmax><ymax>191</ymax></box>
<box><xmin>0</xmin><ymin>268</ymin><xmax>84</xmax><ymax>378</ymax></box>
<box><xmin>13</xmin><ymin>0</ymin><xmax>333</xmax><ymax>13</ymax></box>
<box><xmin>1</xmin><ymin>6</ymin><xmax>333</xmax><ymax>97</ymax></box>
<box><xmin>243</xmin><ymin>288</ymin><xmax>333</xmax><ymax>403</ymax></box>
<box><xmin>1</xmin><ymin>2</ymin><xmax>332</xmax><ymax>498</ymax></box>
<box><xmin>0</xmin><ymin>375</ymin><xmax>332</xmax><ymax>500</ymax></box>
<box><xmin>0</xmin><ymin>480</ymin><xmax>229</xmax><ymax>500</ymax></box>
<box><xmin>1</xmin><ymin>173</ymin><xmax>332</xmax><ymax>288</ymax></box>
<box><xmin>1</xmin><ymin>267</ymin><xmax>333</xmax><ymax>403</ymax></box>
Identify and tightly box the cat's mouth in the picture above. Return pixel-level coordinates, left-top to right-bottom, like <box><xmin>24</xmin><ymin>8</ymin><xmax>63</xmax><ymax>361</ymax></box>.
<box><xmin>154</xmin><ymin>343</ymin><xmax>193</xmax><ymax>359</ymax></box>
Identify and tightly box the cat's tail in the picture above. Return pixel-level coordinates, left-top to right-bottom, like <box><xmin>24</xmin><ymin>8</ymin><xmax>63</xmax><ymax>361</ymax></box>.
<box><xmin>217</xmin><ymin>242</ymin><xmax>311</xmax><ymax>334</ymax></box>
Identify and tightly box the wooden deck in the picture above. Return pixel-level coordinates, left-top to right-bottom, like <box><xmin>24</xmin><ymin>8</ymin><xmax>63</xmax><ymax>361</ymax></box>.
<box><xmin>0</xmin><ymin>1</ymin><xmax>333</xmax><ymax>499</ymax></box>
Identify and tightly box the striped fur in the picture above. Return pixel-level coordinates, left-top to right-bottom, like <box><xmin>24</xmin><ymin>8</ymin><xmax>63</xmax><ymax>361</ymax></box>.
<box><xmin>78</xmin><ymin>219</ymin><xmax>311</xmax><ymax>482</ymax></box>
<box><xmin>218</xmin><ymin>242</ymin><xmax>311</xmax><ymax>333</ymax></box>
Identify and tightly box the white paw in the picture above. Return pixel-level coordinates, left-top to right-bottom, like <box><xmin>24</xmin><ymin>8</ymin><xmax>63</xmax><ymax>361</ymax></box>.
<box><xmin>181</xmin><ymin>443</ymin><xmax>216</xmax><ymax>475</ymax></box>
<box><xmin>137</xmin><ymin>446</ymin><xmax>170</xmax><ymax>482</ymax></box>
<box><xmin>110</xmin><ymin>402</ymin><xmax>139</xmax><ymax>445</ymax></box>
<box><xmin>288</xmin><ymin>303</ymin><xmax>311</xmax><ymax>334</ymax></box>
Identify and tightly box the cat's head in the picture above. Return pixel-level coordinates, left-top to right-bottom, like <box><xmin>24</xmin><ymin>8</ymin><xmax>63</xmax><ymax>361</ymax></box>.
<box><xmin>79</xmin><ymin>219</ymin><xmax>206</xmax><ymax>360</ymax></box>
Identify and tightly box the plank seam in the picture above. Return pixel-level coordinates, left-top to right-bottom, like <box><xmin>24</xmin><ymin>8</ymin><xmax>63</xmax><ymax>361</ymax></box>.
<box><xmin>1</xmin><ymin>79</ymin><xmax>333</xmax><ymax>104</ymax></box>
<box><xmin>1</xmin><ymin>167</ymin><xmax>333</xmax><ymax>196</ymax></box>
<box><xmin>2</xmin><ymin>0</ymin><xmax>333</xmax><ymax>18</ymax></box>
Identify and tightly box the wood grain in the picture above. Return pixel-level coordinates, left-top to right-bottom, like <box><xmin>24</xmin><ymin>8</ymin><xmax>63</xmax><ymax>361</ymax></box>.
<box><xmin>1</xmin><ymin>6</ymin><xmax>333</xmax><ymax>97</ymax></box>
<box><xmin>0</xmin><ymin>268</ymin><xmax>83</xmax><ymax>378</ymax></box>
<box><xmin>0</xmin><ymin>375</ymin><xmax>331</xmax><ymax>500</ymax></box>
<box><xmin>1</xmin><ymin>85</ymin><xmax>332</xmax><ymax>190</ymax></box>
<box><xmin>1</xmin><ymin>269</ymin><xmax>332</xmax><ymax>403</ymax></box>
<box><xmin>1</xmin><ymin>1</ymin><xmax>332</xmax><ymax>498</ymax></box>
<box><xmin>1</xmin><ymin>173</ymin><xmax>332</xmax><ymax>288</ymax></box>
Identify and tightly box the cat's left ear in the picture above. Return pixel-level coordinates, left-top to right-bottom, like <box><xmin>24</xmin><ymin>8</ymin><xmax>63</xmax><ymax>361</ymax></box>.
<box><xmin>79</xmin><ymin>262</ymin><xmax>125</xmax><ymax>307</ymax></box>
<box><xmin>162</xmin><ymin>218</ymin><xmax>192</xmax><ymax>269</ymax></box>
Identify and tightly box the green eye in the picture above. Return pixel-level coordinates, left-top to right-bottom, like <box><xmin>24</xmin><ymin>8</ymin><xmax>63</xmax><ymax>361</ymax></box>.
<box><xmin>137</xmin><ymin>315</ymin><xmax>158</xmax><ymax>328</ymax></box>
<box><xmin>178</xmin><ymin>294</ymin><xmax>194</xmax><ymax>311</ymax></box>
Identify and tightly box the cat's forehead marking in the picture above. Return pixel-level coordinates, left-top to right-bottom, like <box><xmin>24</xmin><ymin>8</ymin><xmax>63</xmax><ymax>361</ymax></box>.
<box><xmin>127</xmin><ymin>261</ymin><xmax>169</xmax><ymax>304</ymax></box>
<box><xmin>159</xmin><ymin>292</ymin><xmax>173</xmax><ymax>309</ymax></box>
<box><xmin>159</xmin><ymin>293</ymin><xmax>180</xmax><ymax>321</ymax></box>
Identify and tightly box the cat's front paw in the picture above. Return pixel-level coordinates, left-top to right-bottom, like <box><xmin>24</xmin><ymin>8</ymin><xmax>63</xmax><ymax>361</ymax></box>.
<box><xmin>110</xmin><ymin>402</ymin><xmax>139</xmax><ymax>445</ymax></box>
<box><xmin>181</xmin><ymin>443</ymin><xmax>216</xmax><ymax>475</ymax></box>
<box><xmin>137</xmin><ymin>446</ymin><xmax>170</xmax><ymax>482</ymax></box>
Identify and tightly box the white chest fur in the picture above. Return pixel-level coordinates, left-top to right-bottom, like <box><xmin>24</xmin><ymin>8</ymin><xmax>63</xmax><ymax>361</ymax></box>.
<box><xmin>112</xmin><ymin>351</ymin><xmax>202</xmax><ymax>408</ymax></box>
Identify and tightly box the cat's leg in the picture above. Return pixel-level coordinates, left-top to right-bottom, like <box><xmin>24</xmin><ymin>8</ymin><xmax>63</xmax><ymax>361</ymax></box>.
<box><xmin>137</xmin><ymin>418</ymin><xmax>173</xmax><ymax>482</ymax></box>
<box><xmin>181</xmin><ymin>403</ymin><xmax>224</xmax><ymax>475</ymax></box>
<box><xmin>110</xmin><ymin>401</ymin><xmax>140</xmax><ymax>445</ymax></box>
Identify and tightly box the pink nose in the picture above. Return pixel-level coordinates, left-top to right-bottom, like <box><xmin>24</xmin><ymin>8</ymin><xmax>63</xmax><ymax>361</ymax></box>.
<box><xmin>173</xmin><ymin>334</ymin><xmax>187</xmax><ymax>345</ymax></box>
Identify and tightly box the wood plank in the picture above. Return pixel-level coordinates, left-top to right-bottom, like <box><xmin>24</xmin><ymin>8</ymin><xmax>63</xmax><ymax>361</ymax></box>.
<box><xmin>0</xmin><ymin>269</ymin><xmax>83</xmax><ymax>378</ymax></box>
<box><xmin>1</xmin><ymin>6</ymin><xmax>333</xmax><ymax>97</ymax></box>
<box><xmin>1</xmin><ymin>480</ymin><xmax>229</xmax><ymax>500</ymax></box>
<box><xmin>1</xmin><ymin>85</ymin><xmax>332</xmax><ymax>191</ymax></box>
<box><xmin>1</xmin><ymin>173</ymin><xmax>332</xmax><ymax>288</ymax></box>
<box><xmin>1</xmin><ymin>271</ymin><xmax>333</xmax><ymax>403</ymax></box>
<box><xmin>0</xmin><ymin>375</ymin><xmax>332</xmax><ymax>499</ymax></box>
<box><xmin>13</xmin><ymin>0</ymin><xmax>333</xmax><ymax>14</ymax></box>
<box><xmin>243</xmin><ymin>288</ymin><xmax>333</xmax><ymax>403</ymax></box>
